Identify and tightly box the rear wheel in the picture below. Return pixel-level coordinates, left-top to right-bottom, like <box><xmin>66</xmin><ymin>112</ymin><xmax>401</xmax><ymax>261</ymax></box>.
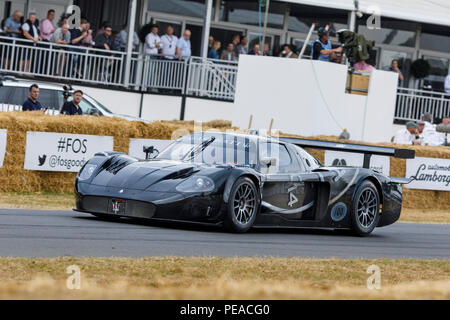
<box><xmin>350</xmin><ymin>180</ymin><xmax>380</xmax><ymax>236</ymax></box>
<box><xmin>224</xmin><ymin>177</ymin><xmax>260</xmax><ymax>233</ymax></box>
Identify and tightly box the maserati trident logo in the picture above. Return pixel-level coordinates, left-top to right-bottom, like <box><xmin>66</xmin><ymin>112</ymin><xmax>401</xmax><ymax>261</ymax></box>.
<box><xmin>112</xmin><ymin>200</ymin><xmax>122</xmax><ymax>214</ymax></box>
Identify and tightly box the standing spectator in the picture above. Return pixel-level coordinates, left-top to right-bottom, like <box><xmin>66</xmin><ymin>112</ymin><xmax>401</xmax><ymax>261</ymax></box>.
<box><xmin>393</xmin><ymin>122</ymin><xmax>420</xmax><ymax>145</ymax></box>
<box><xmin>176</xmin><ymin>29</ymin><xmax>191</xmax><ymax>61</ymax></box>
<box><xmin>160</xmin><ymin>25</ymin><xmax>178</xmax><ymax>59</ymax></box>
<box><xmin>354</xmin><ymin>59</ymin><xmax>376</xmax><ymax>71</ymax></box>
<box><xmin>388</xmin><ymin>59</ymin><xmax>404</xmax><ymax>85</ymax></box>
<box><xmin>50</xmin><ymin>23</ymin><xmax>71</xmax><ymax>76</ymax></box>
<box><xmin>70</xmin><ymin>19</ymin><xmax>90</xmax><ymax>78</ymax></box>
<box><xmin>82</xmin><ymin>22</ymin><xmax>94</xmax><ymax>47</ymax></box>
<box><xmin>235</xmin><ymin>36</ymin><xmax>248</xmax><ymax>56</ymax></box>
<box><xmin>249</xmin><ymin>43</ymin><xmax>261</xmax><ymax>56</ymax></box>
<box><xmin>312</xmin><ymin>27</ymin><xmax>342</xmax><ymax>62</ymax></box>
<box><xmin>94</xmin><ymin>25</ymin><xmax>114</xmax><ymax>81</ymax></box>
<box><xmin>50</xmin><ymin>23</ymin><xmax>71</xmax><ymax>45</ymax></box>
<box><xmin>145</xmin><ymin>24</ymin><xmax>161</xmax><ymax>58</ymax></box>
<box><xmin>232</xmin><ymin>34</ymin><xmax>240</xmax><ymax>49</ymax></box>
<box><xmin>220</xmin><ymin>43</ymin><xmax>236</xmax><ymax>62</ymax></box>
<box><xmin>280</xmin><ymin>44</ymin><xmax>297</xmax><ymax>58</ymax></box>
<box><xmin>208</xmin><ymin>40</ymin><xmax>221</xmax><ymax>60</ymax></box>
<box><xmin>40</xmin><ymin>9</ymin><xmax>56</xmax><ymax>42</ymax></box>
<box><xmin>22</xmin><ymin>84</ymin><xmax>45</xmax><ymax>112</ymax></box>
<box><xmin>70</xmin><ymin>19</ymin><xmax>89</xmax><ymax>46</ymax></box>
<box><xmin>61</xmin><ymin>90</ymin><xmax>83</xmax><ymax>115</ymax></box>
<box><xmin>95</xmin><ymin>21</ymin><xmax>110</xmax><ymax>38</ymax></box>
<box><xmin>2</xmin><ymin>10</ymin><xmax>23</xmax><ymax>69</ymax></box>
<box><xmin>94</xmin><ymin>25</ymin><xmax>113</xmax><ymax>51</ymax></box>
<box><xmin>3</xmin><ymin>10</ymin><xmax>22</xmax><ymax>38</ymax></box>
<box><xmin>262</xmin><ymin>43</ymin><xmax>271</xmax><ymax>56</ymax></box>
<box><xmin>208</xmin><ymin>35</ymin><xmax>214</xmax><ymax>51</ymax></box>
<box><xmin>116</xmin><ymin>24</ymin><xmax>139</xmax><ymax>52</ymax></box>
<box><xmin>57</xmin><ymin>14</ymin><xmax>69</xmax><ymax>28</ymax></box>
<box><xmin>20</xmin><ymin>12</ymin><xmax>41</xmax><ymax>73</ymax></box>
<box><xmin>445</xmin><ymin>73</ymin><xmax>450</xmax><ymax>94</ymax></box>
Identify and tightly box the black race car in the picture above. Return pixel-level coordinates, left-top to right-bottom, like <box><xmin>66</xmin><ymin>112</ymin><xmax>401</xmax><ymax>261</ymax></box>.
<box><xmin>74</xmin><ymin>131</ymin><xmax>415</xmax><ymax>236</ymax></box>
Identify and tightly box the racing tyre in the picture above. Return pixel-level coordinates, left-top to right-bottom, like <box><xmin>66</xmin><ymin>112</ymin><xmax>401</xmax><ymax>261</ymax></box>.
<box><xmin>350</xmin><ymin>180</ymin><xmax>380</xmax><ymax>236</ymax></box>
<box><xmin>224</xmin><ymin>177</ymin><xmax>260</xmax><ymax>233</ymax></box>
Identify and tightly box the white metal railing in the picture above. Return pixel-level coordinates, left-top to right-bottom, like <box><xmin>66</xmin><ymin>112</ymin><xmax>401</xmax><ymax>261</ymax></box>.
<box><xmin>0</xmin><ymin>36</ymin><xmax>239</xmax><ymax>100</ymax></box>
<box><xmin>186</xmin><ymin>57</ymin><xmax>238</xmax><ymax>100</ymax></box>
<box><xmin>0</xmin><ymin>36</ymin><xmax>137</xmax><ymax>86</ymax></box>
<box><xmin>395</xmin><ymin>87</ymin><xmax>450</xmax><ymax>122</ymax></box>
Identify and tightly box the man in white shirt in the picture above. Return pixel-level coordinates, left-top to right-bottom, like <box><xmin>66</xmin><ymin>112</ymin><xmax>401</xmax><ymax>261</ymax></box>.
<box><xmin>393</xmin><ymin>122</ymin><xmax>419</xmax><ymax>145</ymax></box>
<box><xmin>418</xmin><ymin>113</ymin><xmax>442</xmax><ymax>146</ymax></box>
<box><xmin>145</xmin><ymin>24</ymin><xmax>161</xmax><ymax>57</ymax></box>
<box><xmin>445</xmin><ymin>74</ymin><xmax>450</xmax><ymax>94</ymax></box>
<box><xmin>160</xmin><ymin>25</ymin><xmax>178</xmax><ymax>60</ymax></box>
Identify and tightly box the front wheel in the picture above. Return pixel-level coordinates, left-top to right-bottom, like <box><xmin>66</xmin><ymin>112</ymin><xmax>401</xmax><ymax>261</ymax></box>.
<box><xmin>350</xmin><ymin>180</ymin><xmax>380</xmax><ymax>236</ymax></box>
<box><xmin>224</xmin><ymin>177</ymin><xmax>260</xmax><ymax>233</ymax></box>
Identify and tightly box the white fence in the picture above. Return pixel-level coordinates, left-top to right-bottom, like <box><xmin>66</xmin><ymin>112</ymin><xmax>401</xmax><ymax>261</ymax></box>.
<box><xmin>395</xmin><ymin>87</ymin><xmax>450</xmax><ymax>122</ymax></box>
<box><xmin>0</xmin><ymin>36</ymin><xmax>238</xmax><ymax>101</ymax></box>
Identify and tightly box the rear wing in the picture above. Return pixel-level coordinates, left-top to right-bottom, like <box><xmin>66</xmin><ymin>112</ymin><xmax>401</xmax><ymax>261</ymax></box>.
<box><xmin>280</xmin><ymin>137</ymin><xmax>415</xmax><ymax>169</ymax></box>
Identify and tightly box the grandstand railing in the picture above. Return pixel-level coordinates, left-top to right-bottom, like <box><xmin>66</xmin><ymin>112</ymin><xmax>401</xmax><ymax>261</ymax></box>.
<box><xmin>395</xmin><ymin>87</ymin><xmax>450</xmax><ymax>122</ymax></box>
<box><xmin>0</xmin><ymin>36</ymin><xmax>238</xmax><ymax>101</ymax></box>
<box><xmin>0</xmin><ymin>36</ymin><xmax>133</xmax><ymax>85</ymax></box>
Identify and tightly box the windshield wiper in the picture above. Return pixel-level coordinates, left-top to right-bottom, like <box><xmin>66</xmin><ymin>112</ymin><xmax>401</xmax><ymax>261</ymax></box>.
<box><xmin>182</xmin><ymin>137</ymin><xmax>216</xmax><ymax>161</ymax></box>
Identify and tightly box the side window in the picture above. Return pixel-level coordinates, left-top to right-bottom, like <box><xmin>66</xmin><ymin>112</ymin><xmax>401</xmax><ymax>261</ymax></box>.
<box><xmin>37</xmin><ymin>89</ymin><xmax>57</xmax><ymax>110</ymax></box>
<box><xmin>0</xmin><ymin>87</ymin><xmax>12</xmax><ymax>104</ymax></box>
<box><xmin>294</xmin><ymin>146</ymin><xmax>321</xmax><ymax>171</ymax></box>
<box><xmin>260</xmin><ymin>142</ymin><xmax>296</xmax><ymax>173</ymax></box>
<box><xmin>9</xmin><ymin>87</ymin><xmax>28</xmax><ymax>106</ymax></box>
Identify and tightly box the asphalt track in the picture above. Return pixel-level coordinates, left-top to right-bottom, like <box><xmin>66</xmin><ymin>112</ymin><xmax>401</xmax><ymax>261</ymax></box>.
<box><xmin>0</xmin><ymin>209</ymin><xmax>449</xmax><ymax>259</ymax></box>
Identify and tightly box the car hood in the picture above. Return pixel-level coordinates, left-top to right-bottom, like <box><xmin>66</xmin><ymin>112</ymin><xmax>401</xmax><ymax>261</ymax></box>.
<box><xmin>90</xmin><ymin>159</ymin><xmax>227</xmax><ymax>191</ymax></box>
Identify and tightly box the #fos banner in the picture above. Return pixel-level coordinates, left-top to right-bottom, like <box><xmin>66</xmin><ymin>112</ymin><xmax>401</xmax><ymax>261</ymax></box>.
<box><xmin>0</xmin><ymin>129</ymin><xmax>6</xmax><ymax>168</ymax></box>
<box><xmin>405</xmin><ymin>157</ymin><xmax>450</xmax><ymax>191</ymax></box>
<box><xmin>129</xmin><ymin>138</ymin><xmax>172</xmax><ymax>159</ymax></box>
<box><xmin>324</xmin><ymin>151</ymin><xmax>390</xmax><ymax>176</ymax></box>
<box><xmin>24</xmin><ymin>132</ymin><xmax>114</xmax><ymax>172</ymax></box>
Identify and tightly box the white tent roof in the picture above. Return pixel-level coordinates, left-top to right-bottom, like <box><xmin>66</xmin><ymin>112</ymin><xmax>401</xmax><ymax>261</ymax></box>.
<box><xmin>283</xmin><ymin>0</ymin><xmax>450</xmax><ymax>27</ymax></box>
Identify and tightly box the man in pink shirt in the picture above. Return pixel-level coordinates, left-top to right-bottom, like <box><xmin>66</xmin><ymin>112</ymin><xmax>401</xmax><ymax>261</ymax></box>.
<box><xmin>40</xmin><ymin>9</ymin><xmax>56</xmax><ymax>42</ymax></box>
<box><xmin>353</xmin><ymin>59</ymin><xmax>376</xmax><ymax>71</ymax></box>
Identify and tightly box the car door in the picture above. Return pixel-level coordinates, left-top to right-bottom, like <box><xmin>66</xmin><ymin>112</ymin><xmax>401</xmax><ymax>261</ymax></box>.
<box><xmin>260</xmin><ymin>142</ymin><xmax>314</xmax><ymax>219</ymax></box>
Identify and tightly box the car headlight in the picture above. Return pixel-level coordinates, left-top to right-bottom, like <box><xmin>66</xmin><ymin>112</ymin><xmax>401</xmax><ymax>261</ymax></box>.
<box><xmin>176</xmin><ymin>176</ymin><xmax>215</xmax><ymax>193</ymax></box>
<box><xmin>78</xmin><ymin>164</ymin><xmax>98</xmax><ymax>181</ymax></box>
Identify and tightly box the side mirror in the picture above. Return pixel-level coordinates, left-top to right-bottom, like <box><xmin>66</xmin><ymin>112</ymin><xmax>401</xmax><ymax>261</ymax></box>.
<box><xmin>261</xmin><ymin>157</ymin><xmax>277</xmax><ymax>167</ymax></box>
<box><xmin>143</xmin><ymin>145</ymin><xmax>159</xmax><ymax>160</ymax></box>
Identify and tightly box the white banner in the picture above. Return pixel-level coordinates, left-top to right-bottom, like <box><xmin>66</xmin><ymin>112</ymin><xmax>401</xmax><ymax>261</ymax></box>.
<box><xmin>324</xmin><ymin>151</ymin><xmax>390</xmax><ymax>176</ymax></box>
<box><xmin>24</xmin><ymin>132</ymin><xmax>114</xmax><ymax>172</ymax></box>
<box><xmin>129</xmin><ymin>139</ymin><xmax>172</xmax><ymax>160</ymax></box>
<box><xmin>405</xmin><ymin>157</ymin><xmax>450</xmax><ymax>191</ymax></box>
<box><xmin>0</xmin><ymin>129</ymin><xmax>7</xmax><ymax>168</ymax></box>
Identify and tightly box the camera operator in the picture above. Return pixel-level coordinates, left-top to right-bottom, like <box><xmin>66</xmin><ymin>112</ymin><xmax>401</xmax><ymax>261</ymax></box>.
<box><xmin>60</xmin><ymin>90</ymin><xmax>83</xmax><ymax>115</ymax></box>
<box><xmin>312</xmin><ymin>28</ymin><xmax>342</xmax><ymax>62</ymax></box>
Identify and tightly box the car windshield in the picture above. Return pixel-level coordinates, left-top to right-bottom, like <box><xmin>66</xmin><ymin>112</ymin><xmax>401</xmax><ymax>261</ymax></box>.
<box><xmin>157</xmin><ymin>133</ymin><xmax>258</xmax><ymax>167</ymax></box>
<box><xmin>84</xmin><ymin>95</ymin><xmax>113</xmax><ymax>114</ymax></box>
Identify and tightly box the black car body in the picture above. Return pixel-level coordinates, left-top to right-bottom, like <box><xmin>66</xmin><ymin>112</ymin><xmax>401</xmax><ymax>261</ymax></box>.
<box><xmin>75</xmin><ymin>132</ymin><xmax>414</xmax><ymax>235</ymax></box>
